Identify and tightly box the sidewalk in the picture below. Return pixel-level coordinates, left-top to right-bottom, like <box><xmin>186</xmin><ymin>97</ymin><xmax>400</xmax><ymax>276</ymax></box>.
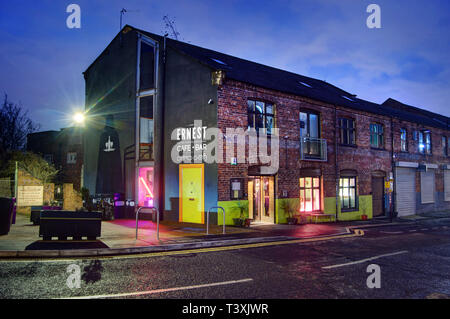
<box><xmin>0</xmin><ymin>213</ymin><xmax>351</xmax><ymax>257</ymax></box>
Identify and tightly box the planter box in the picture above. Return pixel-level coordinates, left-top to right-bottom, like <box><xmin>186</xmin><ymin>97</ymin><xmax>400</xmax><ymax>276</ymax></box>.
<box><xmin>39</xmin><ymin>211</ymin><xmax>102</xmax><ymax>240</ymax></box>
<box><xmin>31</xmin><ymin>206</ymin><xmax>62</xmax><ymax>225</ymax></box>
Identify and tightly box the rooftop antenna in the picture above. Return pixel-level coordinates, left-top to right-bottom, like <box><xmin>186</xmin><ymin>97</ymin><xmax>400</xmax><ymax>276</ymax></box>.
<box><xmin>120</xmin><ymin>8</ymin><xmax>127</xmax><ymax>30</ymax></box>
<box><xmin>163</xmin><ymin>15</ymin><xmax>180</xmax><ymax>40</ymax></box>
<box><xmin>120</xmin><ymin>8</ymin><xmax>140</xmax><ymax>30</ymax></box>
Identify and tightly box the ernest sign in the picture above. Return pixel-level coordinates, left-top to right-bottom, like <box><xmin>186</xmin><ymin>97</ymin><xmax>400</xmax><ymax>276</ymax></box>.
<box><xmin>17</xmin><ymin>186</ymin><xmax>44</xmax><ymax>206</ymax></box>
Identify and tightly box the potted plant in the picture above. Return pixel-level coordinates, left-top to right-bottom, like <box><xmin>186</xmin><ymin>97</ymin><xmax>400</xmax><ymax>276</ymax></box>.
<box><xmin>280</xmin><ymin>198</ymin><xmax>298</xmax><ymax>225</ymax></box>
<box><xmin>232</xmin><ymin>201</ymin><xmax>249</xmax><ymax>227</ymax></box>
<box><xmin>359</xmin><ymin>198</ymin><xmax>368</xmax><ymax>221</ymax></box>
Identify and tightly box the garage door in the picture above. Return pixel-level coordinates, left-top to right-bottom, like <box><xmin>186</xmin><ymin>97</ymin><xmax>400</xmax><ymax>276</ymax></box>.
<box><xmin>444</xmin><ymin>170</ymin><xmax>450</xmax><ymax>201</ymax></box>
<box><xmin>420</xmin><ymin>170</ymin><xmax>435</xmax><ymax>204</ymax></box>
<box><xmin>395</xmin><ymin>168</ymin><xmax>416</xmax><ymax>217</ymax></box>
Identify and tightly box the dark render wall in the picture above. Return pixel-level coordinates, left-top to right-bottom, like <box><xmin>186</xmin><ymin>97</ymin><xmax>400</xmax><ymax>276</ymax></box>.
<box><xmin>83</xmin><ymin>29</ymin><xmax>138</xmax><ymax>197</ymax></box>
<box><xmin>163</xmin><ymin>47</ymin><xmax>218</xmax><ymax>222</ymax></box>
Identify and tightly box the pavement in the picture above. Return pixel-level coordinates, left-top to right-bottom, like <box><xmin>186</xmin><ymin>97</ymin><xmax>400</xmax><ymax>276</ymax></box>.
<box><xmin>0</xmin><ymin>210</ymin><xmax>449</xmax><ymax>258</ymax></box>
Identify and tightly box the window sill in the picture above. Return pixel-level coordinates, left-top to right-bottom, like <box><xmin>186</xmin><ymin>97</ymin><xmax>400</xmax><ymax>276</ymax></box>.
<box><xmin>341</xmin><ymin>208</ymin><xmax>358</xmax><ymax>213</ymax></box>
<box><xmin>339</xmin><ymin>144</ymin><xmax>357</xmax><ymax>148</ymax></box>
<box><xmin>370</xmin><ymin>147</ymin><xmax>386</xmax><ymax>151</ymax></box>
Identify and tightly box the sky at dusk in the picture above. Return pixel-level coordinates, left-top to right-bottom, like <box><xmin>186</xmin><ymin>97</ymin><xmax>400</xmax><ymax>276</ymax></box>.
<box><xmin>0</xmin><ymin>0</ymin><xmax>449</xmax><ymax>131</ymax></box>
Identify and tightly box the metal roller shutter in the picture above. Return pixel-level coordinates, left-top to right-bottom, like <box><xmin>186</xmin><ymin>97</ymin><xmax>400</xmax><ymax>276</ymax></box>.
<box><xmin>445</xmin><ymin>171</ymin><xmax>450</xmax><ymax>202</ymax></box>
<box><xmin>395</xmin><ymin>168</ymin><xmax>416</xmax><ymax>217</ymax></box>
<box><xmin>420</xmin><ymin>170</ymin><xmax>435</xmax><ymax>204</ymax></box>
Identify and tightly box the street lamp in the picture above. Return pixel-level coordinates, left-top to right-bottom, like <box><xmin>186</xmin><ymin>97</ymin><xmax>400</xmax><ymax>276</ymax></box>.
<box><xmin>73</xmin><ymin>112</ymin><xmax>85</xmax><ymax>125</ymax></box>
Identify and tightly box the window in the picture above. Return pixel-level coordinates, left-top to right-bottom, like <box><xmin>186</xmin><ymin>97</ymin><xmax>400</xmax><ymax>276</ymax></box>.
<box><xmin>370</xmin><ymin>123</ymin><xmax>384</xmax><ymax>148</ymax></box>
<box><xmin>443</xmin><ymin>136</ymin><xmax>448</xmax><ymax>156</ymax></box>
<box><xmin>418</xmin><ymin>130</ymin><xmax>432</xmax><ymax>154</ymax></box>
<box><xmin>247</xmin><ymin>100</ymin><xmax>275</xmax><ymax>134</ymax></box>
<box><xmin>400</xmin><ymin>128</ymin><xmax>408</xmax><ymax>152</ymax></box>
<box><xmin>139</xmin><ymin>95</ymin><xmax>154</xmax><ymax>161</ymax></box>
<box><xmin>339</xmin><ymin>177</ymin><xmax>357</xmax><ymax>210</ymax></box>
<box><xmin>299</xmin><ymin>177</ymin><xmax>321</xmax><ymax>212</ymax></box>
<box><xmin>139</xmin><ymin>42</ymin><xmax>155</xmax><ymax>91</ymax></box>
<box><xmin>339</xmin><ymin>118</ymin><xmax>356</xmax><ymax>145</ymax></box>
<box><xmin>67</xmin><ymin>152</ymin><xmax>77</xmax><ymax>164</ymax></box>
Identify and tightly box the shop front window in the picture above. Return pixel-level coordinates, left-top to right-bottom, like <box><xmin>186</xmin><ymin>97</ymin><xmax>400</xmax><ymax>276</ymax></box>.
<box><xmin>299</xmin><ymin>177</ymin><xmax>321</xmax><ymax>212</ymax></box>
<box><xmin>138</xmin><ymin>167</ymin><xmax>154</xmax><ymax>207</ymax></box>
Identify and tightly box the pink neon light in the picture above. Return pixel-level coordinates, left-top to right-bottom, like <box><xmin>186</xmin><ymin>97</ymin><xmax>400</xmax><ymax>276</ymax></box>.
<box><xmin>140</xmin><ymin>177</ymin><xmax>154</xmax><ymax>198</ymax></box>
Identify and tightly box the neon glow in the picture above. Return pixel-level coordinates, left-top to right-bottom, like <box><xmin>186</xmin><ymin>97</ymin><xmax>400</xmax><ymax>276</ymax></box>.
<box><xmin>138</xmin><ymin>167</ymin><xmax>154</xmax><ymax>207</ymax></box>
<box><xmin>140</xmin><ymin>177</ymin><xmax>154</xmax><ymax>198</ymax></box>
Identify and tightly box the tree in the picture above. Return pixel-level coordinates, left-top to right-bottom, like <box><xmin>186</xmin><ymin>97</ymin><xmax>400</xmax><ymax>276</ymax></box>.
<box><xmin>0</xmin><ymin>94</ymin><xmax>40</xmax><ymax>152</ymax></box>
<box><xmin>0</xmin><ymin>151</ymin><xmax>58</xmax><ymax>183</ymax></box>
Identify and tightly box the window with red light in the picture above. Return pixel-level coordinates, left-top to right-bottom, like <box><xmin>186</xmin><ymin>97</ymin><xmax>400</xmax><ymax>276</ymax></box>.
<box><xmin>299</xmin><ymin>177</ymin><xmax>321</xmax><ymax>212</ymax></box>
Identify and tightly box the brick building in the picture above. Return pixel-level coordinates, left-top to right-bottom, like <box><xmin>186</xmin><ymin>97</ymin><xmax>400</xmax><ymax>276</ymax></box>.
<box><xmin>83</xmin><ymin>25</ymin><xmax>450</xmax><ymax>224</ymax></box>
<box><xmin>27</xmin><ymin>127</ymin><xmax>83</xmax><ymax>191</ymax></box>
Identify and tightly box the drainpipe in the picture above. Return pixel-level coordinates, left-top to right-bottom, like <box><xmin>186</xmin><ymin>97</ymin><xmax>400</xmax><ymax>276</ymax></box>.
<box><xmin>390</xmin><ymin>116</ymin><xmax>395</xmax><ymax>222</ymax></box>
<box><xmin>158</xmin><ymin>34</ymin><xmax>167</xmax><ymax>221</ymax></box>
<box><xmin>334</xmin><ymin>105</ymin><xmax>339</xmax><ymax>221</ymax></box>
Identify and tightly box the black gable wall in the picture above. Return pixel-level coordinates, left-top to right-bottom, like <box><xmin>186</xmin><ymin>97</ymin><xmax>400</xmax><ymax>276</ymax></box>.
<box><xmin>83</xmin><ymin>29</ymin><xmax>138</xmax><ymax>197</ymax></box>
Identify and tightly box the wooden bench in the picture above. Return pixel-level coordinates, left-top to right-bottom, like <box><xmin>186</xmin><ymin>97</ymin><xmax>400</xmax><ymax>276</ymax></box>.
<box><xmin>39</xmin><ymin>211</ymin><xmax>102</xmax><ymax>241</ymax></box>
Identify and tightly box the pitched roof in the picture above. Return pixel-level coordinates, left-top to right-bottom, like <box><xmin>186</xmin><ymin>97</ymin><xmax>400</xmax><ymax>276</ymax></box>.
<box><xmin>117</xmin><ymin>26</ymin><xmax>450</xmax><ymax>130</ymax></box>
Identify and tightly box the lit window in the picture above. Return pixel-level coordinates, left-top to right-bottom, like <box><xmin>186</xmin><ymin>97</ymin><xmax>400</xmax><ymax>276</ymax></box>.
<box><xmin>139</xmin><ymin>95</ymin><xmax>154</xmax><ymax>161</ymax></box>
<box><xmin>247</xmin><ymin>100</ymin><xmax>275</xmax><ymax>134</ymax></box>
<box><xmin>443</xmin><ymin>136</ymin><xmax>448</xmax><ymax>156</ymax></box>
<box><xmin>400</xmin><ymin>128</ymin><xmax>408</xmax><ymax>152</ymax></box>
<box><xmin>418</xmin><ymin>130</ymin><xmax>432</xmax><ymax>155</ymax></box>
<box><xmin>339</xmin><ymin>177</ymin><xmax>357</xmax><ymax>210</ymax></box>
<box><xmin>370</xmin><ymin>123</ymin><xmax>384</xmax><ymax>148</ymax></box>
<box><xmin>299</xmin><ymin>177</ymin><xmax>321</xmax><ymax>212</ymax></box>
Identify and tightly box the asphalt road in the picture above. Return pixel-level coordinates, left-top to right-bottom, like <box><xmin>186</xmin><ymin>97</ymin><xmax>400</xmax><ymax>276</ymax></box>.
<box><xmin>1</xmin><ymin>218</ymin><xmax>450</xmax><ymax>299</ymax></box>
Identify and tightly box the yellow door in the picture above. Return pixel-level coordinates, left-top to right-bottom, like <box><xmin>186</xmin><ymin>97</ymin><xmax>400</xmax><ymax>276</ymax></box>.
<box><xmin>179</xmin><ymin>164</ymin><xmax>204</xmax><ymax>223</ymax></box>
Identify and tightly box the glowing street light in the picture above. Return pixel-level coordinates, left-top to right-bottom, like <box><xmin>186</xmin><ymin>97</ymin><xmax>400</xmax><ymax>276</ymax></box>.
<box><xmin>73</xmin><ymin>112</ymin><xmax>85</xmax><ymax>125</ymax></box>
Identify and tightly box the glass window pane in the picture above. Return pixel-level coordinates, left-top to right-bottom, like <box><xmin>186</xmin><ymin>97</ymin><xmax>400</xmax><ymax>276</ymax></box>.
<box><xmin>255</xmin><ymin>101</ymin><xmax>264</xmax><ymax>114</ymax></box>
<box><xmin>309</xmin><ymin>114</ymin><xmax>319</xmax><ymax>138</ymax></box>
<box><xmin>139</xmin><ymin>95</ymin><xmax>154</xmax><ymax>118</ymax></box>
<box><xmin>247</xmin><ymin>100</ymin><xmax>255</xmax><ymax>113</ymax></box>
<box><xmin>313</xmin><ymin>189</ymin><xmax>320</xmax><ymax>211</ymax></box>
<box><xmin>265</xmin><ymin>116</ymin><xmax>274</xmax><ymax>134</ymax></box>
<box><xmin>255</xmin><ymin>113</ymin><xmax>264</xmax><ymax>130</ymax></box>
<box><xmin>299</xmin><ymin>178</ymin><xmax>304</xmax><ymax>188</ymax></box>
<box><xmin>305</xmin><ymin>178</ymin><xmax>312</xmax><ymax>188</ymax></box>
<box><xmin>300</xmin><ymin>112</ymin><xmax>308</xmax><ymax>137</ymax></box>
<box><xmin>305</xmin><ymin>189</ymin><xmax>312</xmax><ymax>212</ymax></box>
<box><xmin>266</xmin><ymin>104</ymin><xmax>273</xmax><ymax>115</ymax></box>
<box><xmin>350</xmin><ymin>178</ymin><xmax>355</xmax><ymax>187</ymax></box>
<box><xmin>140</xmin><ymin>118</ymin><xmax>154</xmax><ymax>144</ymax></box>
<box><xmin>140</xmin><ymin>43</ymin><xmax>155</xmax><ymax>91</ymax></box>
<box><xmin>350</xmin><ymin>189</ymin><xmax>356</xmax><ymax>208</ymax></box>
<box><xmin>300</xmin><ymin>190</ymin><xmax>305</xmax><ymax>212</ymax></box>
<box><xmin>313</xmin><ymin>178</ymin><xmax>319</xmax><ymax>188</ymax></box>
<box><xmin>343</xmin><ymin>178</ymin><xmax>348</xmax><ymax>187</ymax></box>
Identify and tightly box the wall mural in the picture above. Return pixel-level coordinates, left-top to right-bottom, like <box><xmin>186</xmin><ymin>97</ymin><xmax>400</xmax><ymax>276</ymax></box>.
<box><xmin>95</xmin><ymin>115</ymin><xmax>123</xmax><ymax>195</ymax></box>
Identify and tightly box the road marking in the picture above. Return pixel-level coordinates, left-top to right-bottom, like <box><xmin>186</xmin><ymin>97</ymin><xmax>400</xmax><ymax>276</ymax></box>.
<box><xmin>322</xmin><ymin>250</ymin><xmax>408</xmax><ymax>269</ymax></box>
<box><xmin>0</xmin><ymin>231</ymin><xmax>364</xmax><ymax>263</ymax></box>
<box><xmin>380</xmin><ymin>231</ymin><xmax>403</xmax><ymax>234</ymax></box>
<box><xmin>59</xmin><ymin>278</ymin><xmax>253</xmax><ymax>299</ymax></box>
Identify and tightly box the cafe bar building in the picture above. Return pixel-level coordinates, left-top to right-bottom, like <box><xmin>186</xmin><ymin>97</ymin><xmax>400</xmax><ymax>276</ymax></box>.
<box><xmin>82</xmin><ymin>25</ymin><xmax>450</xmax><ymax>225</ymax></box>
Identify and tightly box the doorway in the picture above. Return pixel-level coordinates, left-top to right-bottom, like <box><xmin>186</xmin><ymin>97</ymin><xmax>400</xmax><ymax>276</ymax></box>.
<box><xmin>372</xmin><ymin>176</ymin><xmax>385</xmax><ymax>217</ymax></box>
<box><xmin>179</xmin><ymin>164</ymin><xmax>204</xmax><ymax>224</ymax></box>
<box><xmin>248</xmin><ymin>176</ymin><xmax>274</xmax><ymax>223</ymax></box>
